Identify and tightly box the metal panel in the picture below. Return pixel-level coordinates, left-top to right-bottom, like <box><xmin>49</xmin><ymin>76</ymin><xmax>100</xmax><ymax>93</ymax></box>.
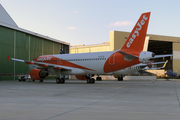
<box><xmin>54</xmin><ymin>43</ymin><xmax>60</xmax><ymax>54</ymax></box>
<box><xmin>30</xmin><ymin>36</ymin><xmax>42</xmax><ymax>60</ymax></box>
<box><xmin>15</xmin><ymin>31</ymin><xmax>29</xmax><ymax>73</ymax></box>
<box><xmin>0</xmin><ymin>26</ymin><xmax>14</xmax><ymax>75</ymax></box>
<box><xmin>43</xmin><ymin>40</ymin><xmax>53</xmax><ymax>55</ymax></box>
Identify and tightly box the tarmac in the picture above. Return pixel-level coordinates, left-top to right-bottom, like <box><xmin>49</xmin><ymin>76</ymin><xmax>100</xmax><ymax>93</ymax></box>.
<box><xmin>0</xmin><ymin>79</ymin><xmax>180</xmax><ymax>120</ymax></box>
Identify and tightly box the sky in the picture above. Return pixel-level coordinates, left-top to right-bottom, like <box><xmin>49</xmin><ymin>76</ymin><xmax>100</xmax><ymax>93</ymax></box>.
<box><xmin>0</xmin><ymin>0</ymin><xmax>180</xmax><ymax>46</ymax></box>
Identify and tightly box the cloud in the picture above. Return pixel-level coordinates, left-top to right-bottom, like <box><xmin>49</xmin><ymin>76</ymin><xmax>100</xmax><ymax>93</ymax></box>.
<box><xmin>109</xmin><ymin>21</ymin><xmax>133</xmax><ymax>27</ymax></box>
<box><xmin>67</xmin><ymin>27</ymin><xmax>78</xmax><ymax>30</ymax></box>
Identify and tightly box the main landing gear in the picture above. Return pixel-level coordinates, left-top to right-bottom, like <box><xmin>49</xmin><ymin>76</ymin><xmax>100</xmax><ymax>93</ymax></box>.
<box><xmin>96</xmin><ymin>75</ymin><xmax>102</xmax><ymax>81</ymax></box>
<box><xmin>86</xmin><ymin>75</ymin><xmax>95</xmax><ymax>84</ymax></box>
<box><xmin>118</xmin><ymin>75</ymin><xmax>123</xmax><ymax>81</ymax></box>
<box><xmin>56</xmin><ymin>78</ymin><xmax>65</xmax><ymax>84</ymax></box>
<box><xmin>56</xmin><ymin>70</ymin><xmax>65</xmax><ymax>84</ymax></box>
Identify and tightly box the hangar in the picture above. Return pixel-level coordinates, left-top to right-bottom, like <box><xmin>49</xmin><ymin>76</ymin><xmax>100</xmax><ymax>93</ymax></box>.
<box><xmin>0</xmin><ymin>4</ymin><xmax>70</xmax><ymax>80</ymax></box>
<box><xmin>71</xmin><ymin>31</ymin><xmax>179</xmax><ymax>76</ymax></box>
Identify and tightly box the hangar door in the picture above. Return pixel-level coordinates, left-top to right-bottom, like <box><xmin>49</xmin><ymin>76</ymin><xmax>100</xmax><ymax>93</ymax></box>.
<box><xmin>148</xmin><ymin>40</ymin><xmax>172</xmax><ymax>70</ymax></box>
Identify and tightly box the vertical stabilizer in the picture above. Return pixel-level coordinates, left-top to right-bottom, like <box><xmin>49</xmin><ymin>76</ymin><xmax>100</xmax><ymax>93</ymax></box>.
<box><xmin>120</xmin><ymin>12</ymin><xmax>150</xmax><ymax>52</ymax></box>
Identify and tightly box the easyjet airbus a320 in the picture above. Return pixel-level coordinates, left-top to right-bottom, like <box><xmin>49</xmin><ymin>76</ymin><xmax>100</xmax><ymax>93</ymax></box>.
<box><xmin>8</xmin><ymin>12</ymin><xmax>158</xmax><ymax>84</ymax></box>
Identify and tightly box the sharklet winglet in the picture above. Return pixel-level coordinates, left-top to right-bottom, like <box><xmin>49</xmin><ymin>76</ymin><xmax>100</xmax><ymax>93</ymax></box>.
<box><xmin>7</xmin><ymin>55</ymin><xmax>10</xmax><ymax>61</ymax></box>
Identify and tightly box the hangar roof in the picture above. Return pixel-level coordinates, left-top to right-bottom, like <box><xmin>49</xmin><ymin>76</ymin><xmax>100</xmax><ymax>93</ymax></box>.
<box><xmin>0</xmin><ymin>4</ymin><xmax>17</xmax><ymax>27</ymax></box>
<box><xmin>0</xmin><ymin>4</ymin><xmax>70</xmax><ymax>46</ymax></box>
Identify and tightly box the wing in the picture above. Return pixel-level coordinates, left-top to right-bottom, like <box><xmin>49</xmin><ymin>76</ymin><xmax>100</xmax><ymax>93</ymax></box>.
<box><xmin>8</xmin><ymin>56</ymin><xmax>71</xmax><ymax>71</ymax></box>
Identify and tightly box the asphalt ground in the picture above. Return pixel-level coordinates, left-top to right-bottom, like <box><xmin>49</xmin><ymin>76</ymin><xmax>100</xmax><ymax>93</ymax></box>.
<box><xmin>0</xmin><ymin>80</ymin><xmax>180</xmax><ymax>120</ymax></box>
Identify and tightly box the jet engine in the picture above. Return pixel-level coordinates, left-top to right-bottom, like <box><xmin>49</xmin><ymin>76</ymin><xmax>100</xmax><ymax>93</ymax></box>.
<box><xmin>75</xmin><ymin>75</ymin><xmax>88</xmax><ymax>80</ymax></box>
<box><xmin>139</xmin><ymin>51</ymin><xmax>155</xmax><ymax>63</ymax></box>
<box><xmin>30</xmin><ymin>69</ymin><xmax>49</xmax><ymax>80</ymax></box>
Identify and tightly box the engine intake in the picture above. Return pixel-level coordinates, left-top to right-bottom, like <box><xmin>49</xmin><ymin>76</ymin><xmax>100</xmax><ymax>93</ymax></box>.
<box><xmin>30</xmin><ymin>69</ymin><xmax>49</xmax><ymax>80</ymax></box>
<box><xmin>139</xmin><ymin>51</ymin><xmax>155</xmax><ymax>63</ymax></box>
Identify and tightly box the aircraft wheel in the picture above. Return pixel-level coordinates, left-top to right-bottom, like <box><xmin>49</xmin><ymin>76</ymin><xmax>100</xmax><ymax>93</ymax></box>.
<box><xmin>56</xmin><ymin>78</ymin><xmax>60</xmax><ymax>84</ymax></box>
<box><xmin>91</xmin><ymin>78</ymin><xmax>95</xmax><ymax>84</ymax></box>
<box><xmin>60</xmin><ymin>78</ymin><xmax>65</xmax><ymax>84</ymax></box>
<box><xmin>87</xmin><ymin>78</ymin><xmax>91</xmax><ymax>84</ymax></box>
<box><xmin>39</xmin><ymin>80</ymin><xmax>43</xmax><ymax>82</ymax></box>
<box><xmin>118</xmin><ymin>76</ymin><xmax>123</xmax><ymax>81</ymax></box>
<box><xmin>96</xmin><ymin>77</ymin><xmax>100</xmax><ymax>81</ymax></box>
<box><xmin>96</xmin><ymin>77</ymin><xmax>102</xmax><ymax>81</ymax></box>
<box><xmin>32</xmin><ymin>80</ymin><xmax>35</xmax><ymax>82</ymax></box>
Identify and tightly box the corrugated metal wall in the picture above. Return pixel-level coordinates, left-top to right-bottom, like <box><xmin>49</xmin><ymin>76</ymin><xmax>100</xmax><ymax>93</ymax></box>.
<box><xmin>0</xmin><ymin>26</ymin><xmax>14</xmax><ymax>75</ymax></box>
<box><xmin>15</xmin><ymin>31</ymin><xmax>29</xmax><ymax>73</ymax></box>
<box><xmin>0</xmin><ymin>26</ymin><xmax>69</xmax><ymax>80</ymax></box>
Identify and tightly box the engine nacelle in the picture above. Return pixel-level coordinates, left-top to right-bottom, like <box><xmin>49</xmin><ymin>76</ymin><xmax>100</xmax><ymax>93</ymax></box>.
<box><xmin>30</xmin><ymin>69</ymin><xmax>49</xmax><ymax>80</ymax></box>
<box><xmin>75</xmin><ymin>75</ymin><xmax>87</xmax><ymax>80</ymax></box>
<box><xmin>139</xmin><ymin>51</ymin><xmax>155</xmax><ymax>63</ymax></box>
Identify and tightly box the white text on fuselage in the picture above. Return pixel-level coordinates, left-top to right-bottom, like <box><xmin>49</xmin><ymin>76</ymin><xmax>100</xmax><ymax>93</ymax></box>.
<box><xmin>126</xmin><ymin>14</ymin><xmax>148</xmax><ymax>48</ymax></box>
<box><xmin>37</xmin><ymin>57</ymin><xmax>52</xmax><ymax>61</ymax></box>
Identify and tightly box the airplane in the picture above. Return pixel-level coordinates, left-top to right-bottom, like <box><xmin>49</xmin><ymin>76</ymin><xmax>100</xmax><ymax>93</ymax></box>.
<box><xmin>112</xmin><ymin>60</ymin><xmax>169</xmax><ymax>81</ymax></box>
<box><xmin>7</xmin><ymin>12</ymin><xmax>158</xmax><ymax>84</ymax></box>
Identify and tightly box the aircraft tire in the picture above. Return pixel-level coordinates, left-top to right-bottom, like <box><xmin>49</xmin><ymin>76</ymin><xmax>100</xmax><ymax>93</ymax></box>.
<box><xmin>56</xmin><ymin>78</ymin><xmax>60</xmax><ymax>84</ymax></box>
<box><xmin>87</xmin><ymin>78</ymin><xmax>91</xmax><ymax>84</ymax></box>
<box><xmin>91</xmin><ymin>78</ymin><xmax>95</xmax><ymax>84</ymax></box>
<box><xmin>39</xmin><ymin>80</ymin><xmax>43</xmax><ymax>82</ymax></box>
<box><xmin>60</xmin><ymin>78</ymin><xmax>65</xmax><ymax>84</ymax></box>
<box><xmin>118</xmin><ymin>76</ymin><xmax>123</xmax><ymax>81</ymax></box>
<box><xmin>96</xmin><ymin>77</ymin><xmax>102</xmax><ymax>81</ymax></box>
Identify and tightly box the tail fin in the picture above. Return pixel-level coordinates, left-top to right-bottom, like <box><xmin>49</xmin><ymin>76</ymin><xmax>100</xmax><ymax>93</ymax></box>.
<box><xmin>120</xmin><ymin>12</ymin><xmax>151</xmax><ymax>52</ymax></box>
<box><xmin>162</xmin><ymin>60</ymin><xmax>168</xmax><ymax>68</ymax></box>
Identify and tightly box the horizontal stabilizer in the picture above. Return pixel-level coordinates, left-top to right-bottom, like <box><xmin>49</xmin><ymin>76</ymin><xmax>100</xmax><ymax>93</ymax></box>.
<box><xmin>153</xmin><ymin>54</ymin><xmax>173</xmax><ymax>59</ymax></box>
<box><xmin>118</xmin><ymin>51</ymin><xmax>138</xmax><ymax>61</ymax></box>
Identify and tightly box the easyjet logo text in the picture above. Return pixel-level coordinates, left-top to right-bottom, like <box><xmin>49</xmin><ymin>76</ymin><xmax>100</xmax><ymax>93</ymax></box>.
<box><xmin>37</xmin><ymin>56</ymin><xmax>52</xmax><ymax>61</ymax></box>
<box><xmin>127</xmin><ymin>15</ymin><xmax>148</xmax><ymax>48</ymax></box>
